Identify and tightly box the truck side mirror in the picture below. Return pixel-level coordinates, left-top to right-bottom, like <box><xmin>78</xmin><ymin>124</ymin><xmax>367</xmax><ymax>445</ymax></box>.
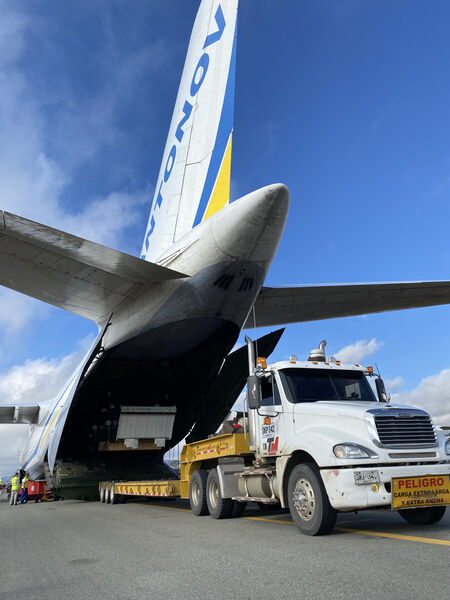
<box><xmin>375</xmin><ymin>378</ymin><xmax>387</xmax><ymax>402</ymax></box>
<box><xmin>247</xmin><ymin>375</ymin><xmax>261</xmax><ymax>409</ymax></box>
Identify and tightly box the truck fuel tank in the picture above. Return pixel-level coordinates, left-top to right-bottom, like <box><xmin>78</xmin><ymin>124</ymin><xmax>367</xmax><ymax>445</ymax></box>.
<box><xmin>238</xmin><ymin>468</ymin><xmax>278</xmax><ymax>500</ymax></box>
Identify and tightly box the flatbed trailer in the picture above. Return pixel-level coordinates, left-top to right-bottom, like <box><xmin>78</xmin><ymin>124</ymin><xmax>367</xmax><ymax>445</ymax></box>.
<box><xmin>99</xmin><ymin>432</ymin><xmax>251</xmax><ymax>507</ymax></box>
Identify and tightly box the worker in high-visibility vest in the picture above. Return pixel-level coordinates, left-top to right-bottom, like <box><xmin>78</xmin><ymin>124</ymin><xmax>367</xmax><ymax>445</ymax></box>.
<box><xmin>20</xmin><ymin>473</ymin><xmax>30</xmax><ymax>504</ymax></box>
<box><xmin>9</xmin><ymin>473</ymin><xmax>19</xmax><ymax>506</ymax></box>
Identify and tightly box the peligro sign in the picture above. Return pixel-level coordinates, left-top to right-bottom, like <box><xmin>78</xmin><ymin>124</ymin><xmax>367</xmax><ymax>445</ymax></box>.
<box><xmin>392</xmin><ymin>474</ymin><xmax>450</xmax><ymax>509</ymax></box>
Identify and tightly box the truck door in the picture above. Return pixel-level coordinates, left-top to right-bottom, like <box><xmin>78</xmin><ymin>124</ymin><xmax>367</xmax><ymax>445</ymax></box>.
<box><xmin>255</xmin><ymin>375</ymin><xmax>290</xmax><ymax>458</ymax></box>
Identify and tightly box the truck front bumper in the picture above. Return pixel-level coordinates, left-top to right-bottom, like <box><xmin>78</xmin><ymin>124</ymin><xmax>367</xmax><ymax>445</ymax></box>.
<box><xmin>320</xmin><ymin>463</ymin><xmax>450</xmax><ymax>512</ymax></box>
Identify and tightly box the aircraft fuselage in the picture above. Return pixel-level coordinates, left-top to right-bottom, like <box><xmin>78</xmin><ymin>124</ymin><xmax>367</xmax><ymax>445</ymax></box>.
<box><xmin>25</xmin><ymin>185</ymin><xmax>289</xmax><ymax>479</ymax></box>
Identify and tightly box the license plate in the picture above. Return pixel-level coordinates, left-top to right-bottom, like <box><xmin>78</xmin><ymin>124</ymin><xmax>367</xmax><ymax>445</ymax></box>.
<box><xmin>392</xmin><ymin>475</ymin><xmax>450</xmax><ymax>509</ymax></box>
<box><xmin>354</xmin><ymin>470</ymin><xmax>380</xmax><ymax>485</ymax></box>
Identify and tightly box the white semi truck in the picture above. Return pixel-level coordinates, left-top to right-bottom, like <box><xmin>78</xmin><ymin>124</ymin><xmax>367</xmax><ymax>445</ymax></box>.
<box><xmin>100</xmin><ymin>338</ymin><xmax>450</xmax><ymax>535</ymax></box>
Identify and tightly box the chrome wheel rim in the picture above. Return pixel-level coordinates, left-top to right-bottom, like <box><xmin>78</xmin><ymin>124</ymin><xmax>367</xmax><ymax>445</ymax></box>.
<box><xmin>192</xmin><ymin>479</ymin><xmax>200</xmax><ymax>506</ymax></box>
<box><xmin>208</xmin><ymin>479</ymin><xmax>219</xmax><ymax>508</ymax></box>
<box><xmin>293</xmin><ymin>478</ymin><xmax>315</xmax><ymax>521</ymax></box>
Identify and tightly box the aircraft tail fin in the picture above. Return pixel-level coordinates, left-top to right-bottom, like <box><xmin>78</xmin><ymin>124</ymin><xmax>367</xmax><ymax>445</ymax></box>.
<box><xmin>141</xmin><ymin>0</ymin><xmax>238</xmax><ymax>262</ymax></box>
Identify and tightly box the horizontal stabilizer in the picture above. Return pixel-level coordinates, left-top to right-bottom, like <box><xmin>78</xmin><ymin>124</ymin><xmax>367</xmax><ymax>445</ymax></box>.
<box><xmin>186</xmin><ymin>328</ymin><xmax>284</xmax><ymax>443</ymax></box>
<box><xmin>0</xmin><ymin>405</ymin><xmax>40</xmax><ymax>424</ymax></box>
<box><xmin>0</xmin><ymin>211</ymin><xmax>188</xmax><ymax>324</ymax></box>
<box><xmin>244</xmin><ymin>281</ymin><xmax>450</xmax><ymax>328</ymax></box>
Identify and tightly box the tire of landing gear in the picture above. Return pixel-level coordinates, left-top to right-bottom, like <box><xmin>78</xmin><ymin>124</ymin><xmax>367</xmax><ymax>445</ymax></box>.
<box><xmin>287</xmin><ymin>463</ymin><xmax>337</xmax><ymax>536</ymax></box>
<box><xmin>206</xmin><ymin>468</ymin><xmax>234</xmax><ymax>519</ymax></box>
<box><xmin>398</xmin><ymin>506</ymin><xmax>446</xmax><ymax>525</ymax></box>
<box><xmin>99</xmin><ymin>483</ymin><xmax>106</xmax><ymax>503</ymax></box>
<box><xmin>189</xmin><ymin>470</ymin><xmax>209</xmax><ymax>516</ymax></box>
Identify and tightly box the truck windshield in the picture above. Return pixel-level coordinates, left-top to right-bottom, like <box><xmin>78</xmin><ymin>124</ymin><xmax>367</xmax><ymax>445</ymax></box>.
<box><xmin>279</xmin><ymin>368</ymin><xmax>377</xmax><ymax>403</ymax></box>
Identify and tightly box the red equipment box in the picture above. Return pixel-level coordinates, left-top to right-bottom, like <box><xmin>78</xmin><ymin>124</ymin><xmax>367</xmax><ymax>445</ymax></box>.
<box><xmin>27</xmin><ymin>480</ymin><xmax>46</xmax><ymax>497</ymax></box>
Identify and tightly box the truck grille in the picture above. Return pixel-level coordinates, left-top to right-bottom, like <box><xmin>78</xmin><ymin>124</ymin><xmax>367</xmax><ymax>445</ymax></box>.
<box><xmin>366</xmin><ymin>409</ymin><xmax>437</xmax><ymax>448</ymax></box>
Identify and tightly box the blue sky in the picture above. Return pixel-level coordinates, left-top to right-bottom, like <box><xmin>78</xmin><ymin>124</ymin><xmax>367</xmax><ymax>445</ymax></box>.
<box><xmin>1</xmin><ymin>0</ymin><xmax>450</xmax><ymax>475</ymax></box>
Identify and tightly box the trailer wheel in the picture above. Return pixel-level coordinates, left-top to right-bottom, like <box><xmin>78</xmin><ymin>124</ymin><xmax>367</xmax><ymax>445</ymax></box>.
<box><xmin>398</xmin><ymin>506</ymin><xmax>446</xmax><ymax>525</ymax></box>
<box><xmin>287</xmin><ymin>463</ymin><xmax>336</xmax><ymax>536</ymax></box>
<box><xmin>206</xmin><ymin>468</ymin><xmax>234</xmax><ymax>519</ymax></box>
<box><xmin>110</xmin><ymin>483</ymin><xmax>119</xmax><ymax>505</ymax></box>
<box><xmin>189</xmin><ymin>470</ymin><xmax>209</xmax><ymax>516</ymax></box>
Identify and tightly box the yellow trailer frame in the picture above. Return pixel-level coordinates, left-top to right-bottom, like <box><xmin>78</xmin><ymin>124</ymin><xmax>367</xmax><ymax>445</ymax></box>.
<box><xmin>114</xmin><ymin>480</ymin><xmax>181</xmax><ymax>497</ymax></box>
<box><xmin>101</xmin><ymin>433</ymin><xmax>251</xmax><ymax>500</ymax></box>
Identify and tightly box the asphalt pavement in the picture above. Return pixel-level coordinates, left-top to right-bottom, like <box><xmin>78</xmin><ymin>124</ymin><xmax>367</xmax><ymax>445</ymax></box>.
<box><xmin>0</xmin><ymin>493</ymin><xmax>448</xmax><ymax>600</ymax></box>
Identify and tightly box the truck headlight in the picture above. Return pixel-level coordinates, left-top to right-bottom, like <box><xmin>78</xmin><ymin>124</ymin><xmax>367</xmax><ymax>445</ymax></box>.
<box><xmin>333</xmin><ymin>444</ymin><xmax>378</xmax><ymax>459</ymax></box>
<box><xmin>445</xmin><ymin>439</ymin><xmax>450</xmax><ymax>456</ymax></box>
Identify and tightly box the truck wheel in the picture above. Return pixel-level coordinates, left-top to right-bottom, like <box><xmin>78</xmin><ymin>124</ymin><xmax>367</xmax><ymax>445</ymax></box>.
<box><xmin>206</xmin><ymin>468</ymin><xmax>234</xmax><ymax>519</ymax></box>
<box><xmin>398</xmin><ymin>506</ymin><xmax>446</xmax><ymax>525</ymax></box>
<box><xmin>287</xmin><ymin>463</ymin><xmax>336</xmax><ymax>536</ymax></box>
<box><xmin>189</xmin><ymin>470</ymin><xmax>209</xmax><ymax>516</ymax></box>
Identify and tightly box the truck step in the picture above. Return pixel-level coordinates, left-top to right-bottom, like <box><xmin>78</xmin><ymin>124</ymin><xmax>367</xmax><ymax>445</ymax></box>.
<box><xmin>239</xmin><ymin>469</ymin><xmax>275</xmax><ymax>477</ymax></box>
<box><xmin>232</xmin><ymin>496</ymin><xmax>278</xmax><ymax>504</ymax></box>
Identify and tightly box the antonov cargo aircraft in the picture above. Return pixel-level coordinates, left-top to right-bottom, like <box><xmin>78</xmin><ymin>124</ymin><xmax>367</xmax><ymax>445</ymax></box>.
<box><xmin>1</xmin><ymin>0</ymin><xmax>450</xmax><ymax>496</ymax></box>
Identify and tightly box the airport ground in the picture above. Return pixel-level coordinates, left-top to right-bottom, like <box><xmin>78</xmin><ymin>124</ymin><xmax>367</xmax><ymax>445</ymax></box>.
<box><xmin>0</xmin><ymin>491</ymin><xmax>448</xmax><ymax>600</ymax></box>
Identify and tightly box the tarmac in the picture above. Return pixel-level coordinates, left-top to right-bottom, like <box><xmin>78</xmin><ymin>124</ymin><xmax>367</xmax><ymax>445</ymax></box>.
<box><xmin>0</xmin><ymin>492</ymin><xmax>449</xmax><ymax>600</ymax></box>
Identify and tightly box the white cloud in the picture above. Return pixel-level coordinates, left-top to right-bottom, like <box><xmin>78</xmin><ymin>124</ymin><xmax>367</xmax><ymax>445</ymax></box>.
<box><xmin>385</xmin><ymin>376</ymin><xmax>404</xmax><ymax>393</ymax></box>
<box><xmin>334</xmin><ymin>338</ymin><xmax>383</xmax><ymax>364</ymax></box>
<box><xmin>0</xmin><ymin>353</ymin><xmax>80</xmax><ymax>404</ymax></box>
<box><xmin>0</xmin><ymin>339</ymin><xmax>91</xmax><ymax>478</ymax></box>
<box><xmin>0</xmin><ymin>290</ymin><xmax>49</xmax><ymax>340</ymax></box>
<box><xmin>395</xmin><ymin>368</ymin><xmax>450</xmax><ymax>426</ymax></box>
<box><xmin>59</xmin><ymin>191</ymin><xmax>147</xmax><ymax>249</ymax></box>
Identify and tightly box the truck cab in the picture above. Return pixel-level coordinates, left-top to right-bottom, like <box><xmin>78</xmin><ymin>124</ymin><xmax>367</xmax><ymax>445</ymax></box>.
<box><xmin>245</xmin><ymin>338</ymin><xmax>450</xmax><ymax>534</ymax></box>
